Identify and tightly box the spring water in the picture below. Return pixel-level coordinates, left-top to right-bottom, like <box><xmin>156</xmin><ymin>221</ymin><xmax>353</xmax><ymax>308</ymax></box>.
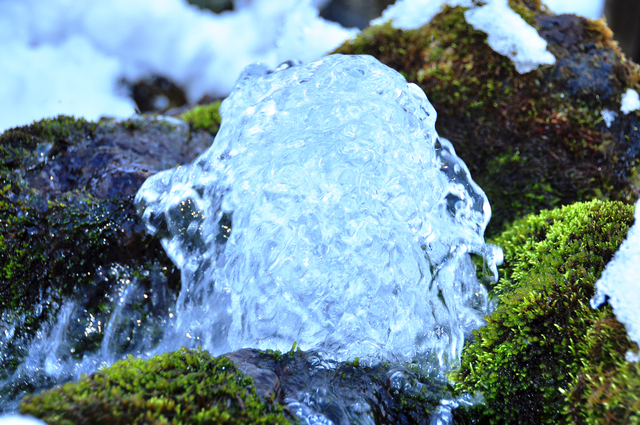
<box><xmin>136</xmin><ymin>54</ymin><xmax>500</xmax><ymax>367</ymax></box>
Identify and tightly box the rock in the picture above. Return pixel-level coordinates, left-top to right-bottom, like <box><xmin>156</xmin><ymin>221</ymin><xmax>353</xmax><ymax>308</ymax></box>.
<box><xmin>334</xmin><ymin>1</ymin><xmax>640</xmax><ymax>237</ymax></box>
<box><xmin>0</xmin><ymin>114</ymin><xmax>213</xmax><ymax>411</ymax></box>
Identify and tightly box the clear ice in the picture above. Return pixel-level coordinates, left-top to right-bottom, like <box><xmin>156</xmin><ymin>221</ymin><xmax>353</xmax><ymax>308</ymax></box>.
<box><xmin>136</xmin><ymin>54</ymin><xmax>500</xmax><ymax>366</ymax></box>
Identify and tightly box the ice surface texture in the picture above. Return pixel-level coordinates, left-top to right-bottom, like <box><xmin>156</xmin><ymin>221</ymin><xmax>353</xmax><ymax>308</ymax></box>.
<box><xmin>136</xmin><ymin>54</ymin><xmax>498</xmax><ymax>365</ymax></box>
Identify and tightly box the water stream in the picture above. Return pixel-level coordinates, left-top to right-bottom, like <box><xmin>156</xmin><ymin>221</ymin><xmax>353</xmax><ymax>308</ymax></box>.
<box><xmin>1</xmin><ymin>55</ymin><xmax>501</xmax><ymax>423</ymax></box>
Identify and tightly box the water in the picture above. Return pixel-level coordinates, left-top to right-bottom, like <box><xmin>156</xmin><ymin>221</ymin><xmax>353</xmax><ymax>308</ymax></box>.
<box><xmin>1</xmin><ymin>55</ymin><xmax>501</xmax><ymax>422</ymax></box>
<box><xmin>136</xmin><ymin>54</ymin><xmax>500</xmax><ymax>367</ymax></box>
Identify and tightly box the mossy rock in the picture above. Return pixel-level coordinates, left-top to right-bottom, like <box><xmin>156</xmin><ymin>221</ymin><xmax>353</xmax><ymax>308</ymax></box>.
<box><xmin>0</xmin><ymin>114</ymin><xmax>215</xmax><ymax>403</ymax></box>
<box><xmin>20</xmin><ymin>347</ymin><xmax>293</xmax><ymax>424</ymax></box>
<box><xmin>453</xmin><ymin>199</ymin><xmax>640</xmax><ymax>424</ymax></box>
<box><xmin>335</xmin><ymin>1</ymin><xmax>640</xmax><ymax>237</ymax></box>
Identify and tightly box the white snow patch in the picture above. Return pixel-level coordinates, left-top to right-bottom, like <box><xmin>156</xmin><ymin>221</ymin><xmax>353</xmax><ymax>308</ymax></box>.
<box><xmin>543</xmin><ymin>0</ymin><xmax>605</xmax><ymax>20</ymax></box>
<box><xmin>464</xmin><ymin>0</ymin><xmax>555</xmax><ymax>74</ymax></box>
<box><xmin>0</xmin><ymin>416</ymin><xmax>47</xmax><ymax>425</ymax></box>
<box><xmin>591</xmin><ymin>198</ymin><xmax>640</xmax><ymax>362</ymax></box>
<box><xmin>621</xmin><ymin>88</ymin><xmax>640</xmax><ymax>115</ymax></box>
<box><xmin>0</xmin><ymin>0</ymin><xmax>357</xmax><ymax>132</ymax></box>
<box><xmin>371</xmin><ymin>0</ymin><xmax>472</xmax><ymax>30</ymax></box>
<box><xmin>600</xmin><ymin>109</ymin><xmax>617</xmax><ymax>128</ymax></box>
<box><xmin>372</xmin><ymin>0</ymin><xmax>555</xmax><ymax>74</ymax></box>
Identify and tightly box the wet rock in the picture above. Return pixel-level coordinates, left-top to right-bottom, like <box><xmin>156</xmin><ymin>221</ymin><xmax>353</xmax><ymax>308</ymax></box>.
<box><xmin>0</xmin><ymin>114</ymin><xmax>213</xmax><ymax>411</ymax></box>
<box><xmin>225</xmin><ymin>348</ymin><xmax>451</xmax><ymax>425</ymax></box>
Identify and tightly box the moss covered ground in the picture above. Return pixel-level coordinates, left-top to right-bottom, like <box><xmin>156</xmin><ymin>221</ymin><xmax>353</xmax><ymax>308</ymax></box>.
<box><xmin>20</xmin><ymin>348</ymin><xmax>293</xmax><ymax>424</ymax></box>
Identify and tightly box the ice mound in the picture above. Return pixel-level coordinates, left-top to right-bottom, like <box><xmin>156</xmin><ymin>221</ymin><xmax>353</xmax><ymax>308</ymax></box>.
<box><xmin>136</xmin><ymin>54</ymin><xmax>499</xmax><ymax>366</ymax></box>
<box><xmin>591</xmin><ymin>198</ymin><xmax>640</xmax><ymax>362</ymax></box>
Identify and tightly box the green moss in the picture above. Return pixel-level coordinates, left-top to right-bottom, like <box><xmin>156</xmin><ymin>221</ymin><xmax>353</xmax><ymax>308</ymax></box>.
<box><xmin>0</xmin><ymin>116</ymin><xmax>179</xmax><ymax>384</ymax></box>
<box><xmin>179</xmin><ymin>101</ymin><xmax>222</xmax><ymax>134</ymax></box>
<box><xmin>453</xmin><ymin>199</ymin><xmax>638</xmax><ymax>424</ymax></box>
<box><xmin>20</xmin><ymin>347</ymin><xmax>293</xmax><ymax>424</ymax></box>
<box><xmin>335</xmin><ymin>2</ymin><xmax>640</xmax><ymax>237</ymax></box>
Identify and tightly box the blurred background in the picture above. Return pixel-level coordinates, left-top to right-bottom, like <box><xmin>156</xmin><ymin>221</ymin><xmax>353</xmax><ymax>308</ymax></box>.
<box><xmin>0</xmin><ymin>0</ymin><xmax>638</xmax><ymax>132</ymax></box>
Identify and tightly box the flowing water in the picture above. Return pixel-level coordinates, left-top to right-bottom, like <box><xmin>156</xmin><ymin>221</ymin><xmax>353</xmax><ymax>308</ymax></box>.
<box><xmin>1</xmin><ymin>55</ymin><xmax>502</xmax><ymax>422</ymax></box>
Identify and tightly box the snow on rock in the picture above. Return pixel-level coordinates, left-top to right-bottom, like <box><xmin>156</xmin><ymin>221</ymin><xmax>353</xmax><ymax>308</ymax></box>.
<box><xmin>372</xmin><ymin>0</ymin><xmax>555</xmax><ymax>74</ymax></box>
<box><xmin>621</xmin><ymin>88</ymin><xmax>640</xmax><ymax>115</ymax></box>
<box><xmin>600</xmin><ymin>109</ymin><xmax>617</xmax><ymax>128</ymax></box>
<box><xmin>371</xmin><ymin>0</ymin><xmax>472</xmax><ymax>30</ymax></box>
<box><xmin>464</xmin><ymin>0</ymin><xmax>555</xmax><ymax>74</ymax></box>
<box><xmin>591</xmin><ymin>198</ymin><xmax>640</xmax><ymax>362</ymax></box>
<box><xmin>543</xmin><ymin>0</ymin><xmax>605</xmax><ymax>20</ymax></box>
<box><xmin>0</xmin><ymin>0</ymin><xmax>357</xmax><ymax>132</ymax></box>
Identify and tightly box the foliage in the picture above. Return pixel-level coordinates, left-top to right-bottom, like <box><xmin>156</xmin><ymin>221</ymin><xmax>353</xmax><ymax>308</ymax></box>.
<box><xmin>20</xmin><ymin>348</ymin><xmax>293</xmax><ymax>424</ymax></box>
<box><xmin>453</xmin><ymin>200</ymin><xmax>639</xmax><ymax>424</ymax></box>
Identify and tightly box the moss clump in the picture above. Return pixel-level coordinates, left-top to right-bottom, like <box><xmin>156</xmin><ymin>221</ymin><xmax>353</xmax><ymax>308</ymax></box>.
<box><xmin>335</xmin><ymin>2</ymin><xmax>640</xmax><ymax>237</ymax></box>
<box><xmin>180</xmin><ymin>101</ymin><xmax>222</xmax><ymax>134</ymax></box>
<box><xmin>20</xmin><ymin>348</ymin><xmax>293</xmax><ymax>424</ymax></box>
<box><xmin>453</xmin><ymin>199</ymin><xmax>639</xmax><ymax>424</ymax></box>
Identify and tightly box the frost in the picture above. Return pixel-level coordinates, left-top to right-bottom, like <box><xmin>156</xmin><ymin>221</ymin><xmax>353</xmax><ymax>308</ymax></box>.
<box><xmin>600</xmin><ymin>109</ymin><xmax>617</xmax><ymax>128</ymax></box>
<box><xmin>620</xmin><ymin>88</ymin><xmax>640</xmax><ymax>115</ymax></box>
<box><xmin>373</xmin><ymin>0</ymin><xmax>555</xmax><ymax>74</ymax></box>
<box><xmin>136</xmin><ymin>54</ymin><xmax>499</xmax><ymax>366</ymax></box>
<box><xmin>591</xmin><ymin>197</ymin><xmax>640</xmax><ymax>362</ymax></box>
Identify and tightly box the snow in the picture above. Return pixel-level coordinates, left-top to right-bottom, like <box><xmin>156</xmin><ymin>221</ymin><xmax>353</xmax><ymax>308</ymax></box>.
<box><xmin>464</xmin><ymin>0</ymin><xmax>555</xmax><ymax>74</ymax></box>
<box><xmin>0</xmin><ymin>0</ymin><xmax>356</xmax><ymax>132</ymax></box>
<box><xmin>371</xmin><ymin>0</ymin><xmax>473</xmax><ymax>30</ymax></box>
<box><xmin>0</xmin><ymin>416</ymin><xmax>47</xmax><ymax>425</ymax></box>
<box><xmin>621</xmin><ymin>88</ymin><xmax>640</xmax><ymax>115</ymax></box>
<box><xmin>372</xmin><ymin>0</ymin><xmax>555</xmax><ymax>74</ymax></box>
<box><xmin>544</xmin><ymin>0</ymin><xmax>605</xmax><ymax>20</ymax></box>
<box><xmin>591</xmin><ymin>198</ymin><xmax>640</xmax><ymax>362</ymax></box>
<box><xmin>600</xmin><ymin>109</ymin><xmax>617</xmax><ymax>128</ymax></box>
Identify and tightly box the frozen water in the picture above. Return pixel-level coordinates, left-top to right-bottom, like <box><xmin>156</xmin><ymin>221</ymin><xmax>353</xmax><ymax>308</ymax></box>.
<box><xmin>621</xmin><ymin>88</ymin><xmax>640</xmax><ymax>115</ymax></box>
<box><xmin>591</xmin><ymin>198</ymin><xmax>640</xmax><ymax>362</ymax></box>
<box><xmin>372</xmin><ymin>0</ymin><xmax>555</xmax><ymax>74</ymax></box>
<box><xmin>136</xmin><ymin>54</ymin><xmax>499</xmax><ymax>366</ymax></box>
<box><xmin>600</xmin><ymin>109</ymin><xmax>617</xmax><ymax>128</ymax></box>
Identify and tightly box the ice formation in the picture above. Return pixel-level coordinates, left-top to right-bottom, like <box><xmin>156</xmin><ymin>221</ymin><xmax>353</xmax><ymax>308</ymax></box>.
<box><xmin>591</xmin><ymin>198</ymin><xmax>640</xmax><ymax>362</ymax></box>
<box><xmin>136</xmin><ymin>54</ymin><xmax>500</xmax><ymax>366</ymax></box>
<box><xmin>621</xmin><ymin>88</ymin><xmax>640</xmax><ymax>115</ymax></box>
<box><xmin>372</xmin><ymin>0</ymin><xmax>555</xmax><ymax>74</ymax></box>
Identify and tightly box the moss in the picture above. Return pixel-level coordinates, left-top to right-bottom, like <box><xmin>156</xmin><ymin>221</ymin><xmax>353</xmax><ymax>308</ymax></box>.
<box><xmin>179</xmin><ymin>101</ymin><xmax>222</xmax><ymax>135</ymax></box>
<box><xmin>20</xmin><ymin>347</ymin><xmax>293</xmax><ymax>424</ymax></box>
<box><xmin>334</xmin><ymin>2</ymin><xmax>640</xmax><ymax>237</ymax></box>
<box><xmin>0</xmin><ymin>116</ymin><xmax>180</xmax><ymax>388</ymax></box>
<box><xmin>453</xmin><ymin>199</ymin><xmax>638</xmax><ymax>424</ymax></box>
<box><xmin>0</xmin><ymin>115</ymin><xmax>98</xmax><ymax>175</ymax></box>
